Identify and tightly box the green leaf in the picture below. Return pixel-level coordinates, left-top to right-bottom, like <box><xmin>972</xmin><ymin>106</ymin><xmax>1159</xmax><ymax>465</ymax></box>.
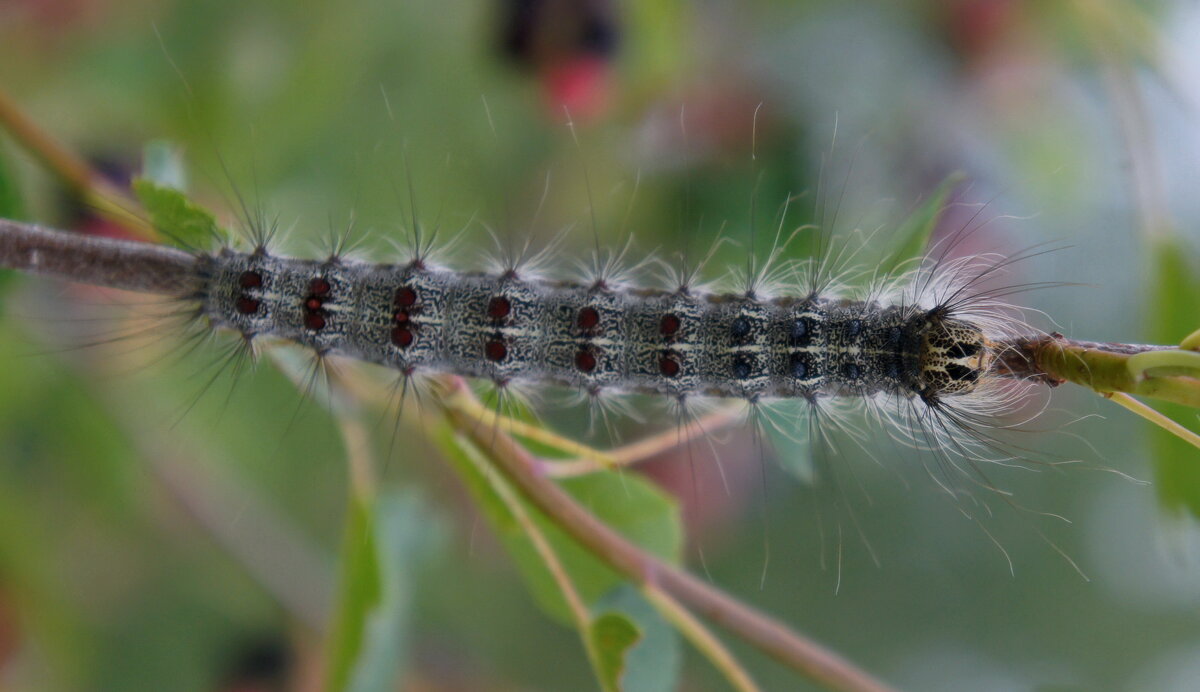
<box><xmin>0</xmin><ymin>145</ymin><xmax>23</xmax><ymax>220</ymax></box>
<box><xmin>590</xmin><ymin>611</ymin><xmax>641</xmax><ymax>692</ymax></box>
<box><xmin>325</xmin><ymin>490</ymin><xmax>444</xmax><ymax>692</ymax></box>
<box><xmin>131</xmin><ymin>177</ymin><xmax>222</xmax><ymax>250</ymax></box>
<box><xmin>884</xmin><ymin>172</ymin><xmax>964</xmax><ymax>274</ymax></box>
<box><xmin>345</xmin><ymin>491</ymin><xmax>444</xmax><ymax>692</ymax></box>
<box><xmin>325</xmin><ymin>495</ymin><xmax>380</xmax><ymax>692</ymax></box>
<box><xmin>1148</xmin><ymin>235</ymin><xmax>1200</xmax><ymax>519</ymax></box>
<box><xmin>0</xmin><ymin>145</ymin><xmax>25</xmax><ymax>303</ymax></box>
<box><xmin>437</xmin><ymin>427</ymin><xmax>683</xmax><ymax>625</ymax></box>
<box><xmin>595</xmin><ymin>586</ymin><xmax>681</xmax><ymax>692</ymax></box>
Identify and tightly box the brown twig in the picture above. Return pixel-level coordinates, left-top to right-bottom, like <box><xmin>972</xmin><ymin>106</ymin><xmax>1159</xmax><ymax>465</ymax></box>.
<box><xmin>0</xmin><ymin>89</ymin><xmax>95</xmax><ymax>193</ymax></box>
<box><xmin>0</xmin><ymin>89</ymin><xmax>155</xmax><ymax>237</ymax></box>
<box><xmin>0</xmin><ymin>218</ymin><xmax>203</xmax><ymax>296</ymax></box>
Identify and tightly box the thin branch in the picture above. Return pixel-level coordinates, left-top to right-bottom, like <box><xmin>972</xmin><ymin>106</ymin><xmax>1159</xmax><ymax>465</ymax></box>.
<box><xmin>642</xmin><ymin>585</ymin><xmax>761</xmax><ymax>692</ymax></box>
<box><xmin>0</xmin><ymin>219</ymin><xmax>203</xmax><ymax>296</ymax></box>
<box><xmin>457</xmin><ymin>429</ymin><xmax>763</xmax><ymax>692</ymax></box>
<box><xmin>552</xmin><ymin>408</ymin><xmax>742</xmax><ymax>477</ymax></box>
<box><xmin>1104</xmin><ymin>392</ymin><xmax>1200</xmax><ymax>452</ymax></box>
<box><xmin>456</xmin><ymin>401</ymin><xmax>741</xmax><ymax>478</ymax></box>
<box><xmin>460</xmin><ymin>402</ymin><xmax>623</xmax><ymax>470</ymax></box>
<box><xmin>0</xmin><ymin>88</ymin><xmax>155</xmax><ymax>237</ymax></box>
<box><xmin>436</xmin><ymin>376</ymin><xmax>896</xmax><ymax>692</ymax></box>
<box><xmin>456</xmin><ymin>434</ymin><xmax>618</xmax><ymax>691</ymax></box>
<box><xmin>996</xmin><ymin>334</ymin><xmax>1200</xmax><ymax>408</ymax></box>
<box><xmin>0</xmin><ymin>88</ymin><xmax>95</xmax><ymax>193</ymax></box>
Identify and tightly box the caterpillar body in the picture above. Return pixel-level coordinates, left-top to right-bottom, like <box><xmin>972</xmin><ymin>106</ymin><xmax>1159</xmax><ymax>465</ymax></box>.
<box><xmin>5</xmin><ymin>215</ymin><xmax>1029</xmax><ymax>466</ymax></box>
<box><xmin>208</xmin><ymin>247</ymin><xmax>993</xmax><ymax>406</ymax></box>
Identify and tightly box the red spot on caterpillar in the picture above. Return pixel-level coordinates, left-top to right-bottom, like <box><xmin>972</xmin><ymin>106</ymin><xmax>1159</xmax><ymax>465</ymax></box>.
<box><xmin>305</xmin><ymin>297</ymin><xmax>323</xmax><ymax>311</ymax></box>
<box><xmin>659</xmin><ymin>352</ymin><xmax>681</xmax><ymax>377</ymax></box>
<box><xmin>304</xmin><ymin>313</ymin><xmax>326</xmax><ymax>330</ymax></box>
<box><xmin>235</xmin><ymin>297</ymin><xmax>260</xmax><ymax>314</ymax></box>
<box><xmin>394</xmin><ymin>310</ymin><xmax>410</xmax><ymax>324</ymax></box>
<box><xmin>239</xmin><ymin>271</ymin><xmax>263</xmax><ymax>289</ymax></box>
<box><xmin>395</xmin><ymin>286</ymin><xmax>417</xmax><ymax>307</ymax></box>
<box><xmin>309</xmin><ymin>277</ymin><xmax>331</xmax><ymax>295</ymax></box>
<box><xmin>577</xmin><ymin>307</ymin><xmax>600</xmax><ymax>330</ymax></box>
<box><xmin>660</xmin><ymin>314</ymin><xmax>681</xmax><ymax>337</ymax></box>
<box><xmin>485</xmin><ymin>339</ymin><xmax>508</xmax><ymax>362</ymax></box>
<box><xmin>575</xmin><ymin>349</ymin><xmax>597</xmax><ymax>372</ymax></box>
<box><xmin>391</xmin><ymin>326</ymin><xmax>414</xmax><ymax>348</ymax></box>
<box><xmin>487</xmin><ymin>296</ymin><xmax>512</xmax><ymax>321</ymax></box>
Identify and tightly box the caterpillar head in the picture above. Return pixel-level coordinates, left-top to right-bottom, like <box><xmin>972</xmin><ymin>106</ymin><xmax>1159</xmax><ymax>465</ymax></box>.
<box><xmin>918</xmin><ymin>316</ymin><xmax>993</xmax><ymax>398</ymax></box>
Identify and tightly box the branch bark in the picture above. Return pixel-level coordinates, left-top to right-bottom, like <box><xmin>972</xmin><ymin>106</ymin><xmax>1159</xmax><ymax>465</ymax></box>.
<box><xmin>996</xmin><ymin>334</ymin><xmax>1200</xmax><ymax>407</ymax></box>
<box><xmin>0</xmin><ymin>219</ymin><xmax>203</xmax><ymax>296</ymax></box>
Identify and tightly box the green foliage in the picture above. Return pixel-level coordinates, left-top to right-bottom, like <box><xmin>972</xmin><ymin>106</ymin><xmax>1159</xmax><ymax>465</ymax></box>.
<box><xmin>589</xmin><ymin>611</ymin><xmax>641</xmax><ymax>692</ymax></box>
<box><xmin>439</xmin><ymin>428</ymin><xmax>682</xmax><ymax>623</ymax></box>
<box><xmin>0</xmin><ymin>145</ymin><xmax>22</xmax><ymax>220</ymax></box>
<box><xmin>884</xmin><ymin>173</ymin><xmax>964</xmax><ymax>275</ymax></box>
<box><xmin>325</xmin><ymin>490</ymin><xmax>444</xmax><ymax>692</ymax></box>
<box><xmin>594</xmin><ymin>586</ymin><xmax>681</xmax><ymax>692</ymax></box>
<box><xmin>324</xmin><ymin>495</ymin><xmax>379</xmax><ymax>692</ymax></box>
<box><xmin>437</xmin><ymin>427</ymin><xmax>684</xmax><ymax>690</ymax></box>
<box><xmin>1149</xmin><ymin>235</ymin><xmax>1200</xmax><ymax>519</ymax></box>
<box><xmin>0</xmin><ymin>145</ymin><xmax>22</xmax><ymax>303</ymax></box>
<box><xmin>131</xmin><ymin>177</ymin><xmax>223</xmax><ymax>250</ymax></box>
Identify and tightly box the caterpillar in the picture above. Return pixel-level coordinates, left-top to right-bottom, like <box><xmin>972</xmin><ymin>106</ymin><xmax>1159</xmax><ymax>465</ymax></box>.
<box><xmin>0</xmin><ymin>204</ymin><xmax>1035</xmax><ymax>465</ymax></box>
<box><xmin>1</xmin><ymin>180</ymin><xmax>1104</xmax><ymax>602</ymax></box>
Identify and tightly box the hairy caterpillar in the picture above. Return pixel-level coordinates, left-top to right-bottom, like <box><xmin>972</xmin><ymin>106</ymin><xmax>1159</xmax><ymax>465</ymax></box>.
<box><xmin>0</xmin><ymin>200</ymin><xmax>1038</xmax><ymax>462</ymax></box>
<box><xmin>0</xmin><ymin>177</ymin><xmax>1088</xmax><ymax>591</ymax></box>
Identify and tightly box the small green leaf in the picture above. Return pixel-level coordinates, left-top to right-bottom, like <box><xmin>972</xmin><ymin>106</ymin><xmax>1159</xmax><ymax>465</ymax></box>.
<box><xmin>131</xmin><ymin>177</ymin><xmax>222</xmax><ymax>250</ymax></box>
<box><xmin>0</xmin><ymin>146</ymin><xmax>25</xmax><ymax>302</ymax></box>
<box><xmin>0</xmin><ymin>145</ymin><xmax>23</xmax><ymax>219</ymax></box>
<box><xmin>590</xmin><ymin>611</ymin><xmax>641</xmax><ymax>692</ymax></box>
<box><xmin>325</xmin><ymin>490</ymin><xmax>443</xmax><ymax>692</ymax></box>
<box><xmin>437</xmin><ymin>427</ymin><xmax>683</xmax><ymax>625</ymax></box>
<box><xmin>1148</xmin><ymin>234</ymin><xmax>1200</xmax><ymax>519</ymax></box>
<box><xmin>344</xmin><ymin>491</ymin><xmax>444</xmax><ymax>692</ymax></box>
<box><xmin>884</xmin><ymin>173</ymin><xmax>964</xmax><ymax>274</ymax></box>
<box><xmin>595</xmin><ymin>586</ymin><xmax>681</xmax><ymax>692</ymax></box>
<box><xmin>325</xmin><ymin>495</ymin><xmax>380</xmax><ymax>692</ymax></box>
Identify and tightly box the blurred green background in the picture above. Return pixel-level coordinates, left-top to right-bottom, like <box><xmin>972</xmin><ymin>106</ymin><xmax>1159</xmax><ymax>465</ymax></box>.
<box><xmin>1</xmin><ymin>0</ymin><xmax>1200</xmax><ymax>690</ymax></box>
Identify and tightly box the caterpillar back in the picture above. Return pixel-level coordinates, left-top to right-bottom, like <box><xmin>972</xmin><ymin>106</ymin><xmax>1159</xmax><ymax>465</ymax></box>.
<box><xmin>203</xmin><ymin>245</ymin><xmax>1000</xmax><ymax>406</ymax></box>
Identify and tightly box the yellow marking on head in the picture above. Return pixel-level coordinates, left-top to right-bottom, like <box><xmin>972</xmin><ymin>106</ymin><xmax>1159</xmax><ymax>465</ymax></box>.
<box><xmin>919</xmin><ymin>318</ymin><xmax>992</xmax><ymax>396</ymax></box>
